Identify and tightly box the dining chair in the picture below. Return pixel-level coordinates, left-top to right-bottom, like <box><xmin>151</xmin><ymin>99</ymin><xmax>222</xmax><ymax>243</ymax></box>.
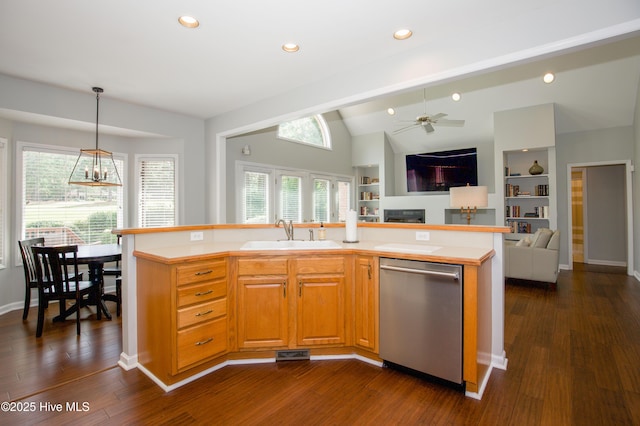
<box><xmin>102</xmin><ymin>234</ymin><xmax>121</xmax><ymax>316</ymax></box>
<box><xmin>18</xmin><ymin>237</ymin><xmax>45</xmax><ymax>320</ymax></box>
<box><xmin>31</xmin><ymin>245</ymin><xmax>98</xmax><ymax>337</ymax></box>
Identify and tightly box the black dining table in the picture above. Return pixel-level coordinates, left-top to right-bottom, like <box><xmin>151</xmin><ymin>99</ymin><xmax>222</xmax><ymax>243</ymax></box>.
<box><xmin>54</xmin><ymin>243</ymin><xmax>121</xmax><ymax>322</ymax></box>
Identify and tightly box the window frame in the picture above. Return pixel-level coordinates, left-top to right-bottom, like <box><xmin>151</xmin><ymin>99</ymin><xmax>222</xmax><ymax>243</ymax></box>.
<box><xmin>135</xmin><ymin>154</ymin><xmax>179</xmax><ymax>228</ymax></box>
<box><xmin>15</xmin><ymin>140</ymin><xmax>127</xmax><ymax>265</ymax></box>
<box><xmin>276</xmin><ymin>114</ymin><xmax>332</xmax><ymax>150</ymax></box>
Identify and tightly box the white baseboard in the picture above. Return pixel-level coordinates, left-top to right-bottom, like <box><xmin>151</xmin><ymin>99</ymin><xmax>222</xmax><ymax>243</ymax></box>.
<box><xmin>586</xmin><ymin>259</ymin><xmax>627</xmax><ymax>267</ymax></box>
<box><xmin>118</xmin><ymin>352</ymin><xmax>138</xmax><ymax>370</ymax></box>
<box><xmin>0</xmin><ymin>302</ymin><xmax>25</xmax><ymax>316</ymax></box>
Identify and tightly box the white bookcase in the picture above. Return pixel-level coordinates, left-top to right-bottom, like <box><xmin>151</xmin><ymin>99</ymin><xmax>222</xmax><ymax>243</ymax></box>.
<box><xmin>356</xmin><ymin>165</ymin><xmax>380</xmax><ymax>222</ymax></box>
<box><xmin>503</xmin><ymin>149</ymin><xmax>556</xmax><ymax>236</ymax></box>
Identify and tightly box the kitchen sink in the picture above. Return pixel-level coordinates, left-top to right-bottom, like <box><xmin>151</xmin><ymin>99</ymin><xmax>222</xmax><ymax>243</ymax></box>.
<box><xmin>240</xmin><ymin>240</ymin><xmax>342</xmax><ymax>250</ymax></box>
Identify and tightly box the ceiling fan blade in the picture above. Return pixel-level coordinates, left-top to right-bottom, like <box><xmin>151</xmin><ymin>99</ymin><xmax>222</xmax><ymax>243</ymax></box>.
<box><xmin>434</xmin><ymin>119</ymin><xmax>465</xmax><ymax>127</ymax></box>
<box><xmin>422</xmin><ymin>123</ymin><xmax>435</xmax><ymax>133</ymax></box>
<box><xmin>429</xmin><ymin>113</ymin><xmax>447</xmax><ymax>120</ymax></box>
<box><xmin>393</xmin><ymin>124</ymin><xmax>419</xmax><ymax>134</ymax></box>
<box><xmin>395</xmin><ymin>119</ymin><xmax>419</xmax><ymax>124</ymax></box>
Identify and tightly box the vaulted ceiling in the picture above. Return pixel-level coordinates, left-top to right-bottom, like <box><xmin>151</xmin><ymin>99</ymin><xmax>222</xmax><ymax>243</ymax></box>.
<box><xmin>1</xmin><ymin>1</ymin><xmax>639</xmax><ymax>153</ymax></box>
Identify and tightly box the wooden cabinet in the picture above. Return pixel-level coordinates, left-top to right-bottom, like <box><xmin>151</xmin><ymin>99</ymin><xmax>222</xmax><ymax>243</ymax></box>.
<box><xmin>136</xmin><ymin>256</ymin><xmax>228</xmax><ymax>384</ymax></box>
<box><xmin>296</xmin><ymin>256</ymin><xmax>346</xmax><ymax>346</ymax></box>
<box><xmin>236</xmin><ymin>258</ymin><xmax>289</xmax><ymax>349</ymax></box>
<box><xmin>353</xmin><ymin>255</ymin><xmax>378</xmax><ymax>352</ymax></box>
<box><xmin>235</xmin><ymin>255</ymin><xmax>346</xmax><ymax>350</ymax></box>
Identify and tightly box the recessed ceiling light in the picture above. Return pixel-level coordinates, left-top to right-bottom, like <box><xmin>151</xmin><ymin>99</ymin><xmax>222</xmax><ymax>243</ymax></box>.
<box><xmin>393</xmin><ymin>29</ymin><xmax>413</xmax><ymax>40</ymax></box>
<box><xmin>387</xmin><ymin>107</ymin><xmax>396</xmax><ymax>115</ymax></box>
<box><xmin>178</xmin><ymin>16</ymin><xmax>199</xmax><ymax>28</ymax></box>
<box><xmin>543</xmin><ymin>72</ymin><xmax>555</xmax><ymax>84</ymax></box>
<box><xmin>522</xmin><ymin>149</ymin><xmax>529</xmax><ymax>152</ymax></box>
<box><xmin>452</xmin><ymin>92</ymin><xmax>461</xmax><ymax>101</ymax></box>
<box><xmin>282</xmin><ymin>43</ymin><xmax>300</xmax><ymax>53</ymax></box>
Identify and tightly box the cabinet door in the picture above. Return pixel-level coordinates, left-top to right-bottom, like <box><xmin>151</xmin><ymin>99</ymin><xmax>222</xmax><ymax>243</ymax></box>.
<box><xmin>237</xmin><ymin>276</ymin><xmax>288</xmax><ymax>348</ymax></box>
<box><xmin>354</xmin><ymin>255</ymin><xmax>378</xmax><ymax>352</ymax></box>
<box><xmin>296</xmin><ymin>275</ymin><xmax>345</xmax><ymax>346</ymax></box>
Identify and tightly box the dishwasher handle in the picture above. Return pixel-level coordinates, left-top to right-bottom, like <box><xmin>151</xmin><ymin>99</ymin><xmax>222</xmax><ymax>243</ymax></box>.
<box><xmin>380</xmin><ymin>264</ymin><xmax>459</xmax><ymax>280</ymax></box>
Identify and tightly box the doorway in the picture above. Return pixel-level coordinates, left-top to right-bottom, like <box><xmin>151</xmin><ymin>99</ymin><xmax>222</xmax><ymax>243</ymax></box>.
<box><xmin>567</xmin><ymin>161</ymin><xmax>633</xmax><ymax>274</ymax></box>
<box><xmin>571</xmin><ymin>168</ymin><xmax>585</xmax><ymax>263</ymax></box>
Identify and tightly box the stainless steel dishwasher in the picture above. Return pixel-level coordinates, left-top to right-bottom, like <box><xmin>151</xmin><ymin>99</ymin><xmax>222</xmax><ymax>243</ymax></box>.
<box><xmin>379</xmin><ymin>257</ymin><xmax>463</xmax><ymax>385</ymax></box>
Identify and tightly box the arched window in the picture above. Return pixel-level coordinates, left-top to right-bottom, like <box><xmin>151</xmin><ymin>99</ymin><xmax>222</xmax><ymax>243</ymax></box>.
<box><xmin>277</xmin><ymin>114</ymin><xmax>331</xmax><ymax>149</ymax></box>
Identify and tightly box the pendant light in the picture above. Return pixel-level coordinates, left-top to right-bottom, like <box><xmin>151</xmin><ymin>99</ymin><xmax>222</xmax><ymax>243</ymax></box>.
<box><xmin>68</xmin><ymin>87</ymin><xmax>122</xmax><ymax>187</ymax></box>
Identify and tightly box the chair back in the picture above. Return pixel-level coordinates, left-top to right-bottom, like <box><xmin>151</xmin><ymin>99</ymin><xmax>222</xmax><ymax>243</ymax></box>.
<box><xmin>18</xmin><ymin>237</ymin><xmax>45</xmax><ymax>285</ymax></box>
<box><xmin>31</xmin><ymin>245</ymin><xmax>81</xmax><ymax>295</ymax></box>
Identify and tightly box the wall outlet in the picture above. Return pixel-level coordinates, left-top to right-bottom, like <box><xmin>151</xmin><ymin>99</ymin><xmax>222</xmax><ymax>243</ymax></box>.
<box><xmin>190</xmin><ymin>231</ymin><xmax>204</xmax><ymax>241</ymax></box>
<box><xmin>415</xmin><ymin>231</ymin><xmax>430</xmax><ymax>241</ymax></box>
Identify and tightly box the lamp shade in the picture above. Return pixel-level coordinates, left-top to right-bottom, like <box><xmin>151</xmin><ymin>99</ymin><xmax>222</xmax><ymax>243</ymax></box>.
<box><xmin>450</xmin><ymin>185</ymin><xmax>488</xmax><ymax>208</ymax></box>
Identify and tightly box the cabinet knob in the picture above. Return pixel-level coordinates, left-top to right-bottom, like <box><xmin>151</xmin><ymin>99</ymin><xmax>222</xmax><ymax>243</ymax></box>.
<box><xmin>195</xmin><ymin>290</ymin><xmax>213</xmax><ymax>297</ymax></box>
<box><xmin>195</xmin><ymin>309</ymin><xmax>213</xmax><ymax>317</ymax></box>
<box><xmin>195</xmin><ymin>270</ymin><xmax>213</xmax><ymax>276</ymax></box>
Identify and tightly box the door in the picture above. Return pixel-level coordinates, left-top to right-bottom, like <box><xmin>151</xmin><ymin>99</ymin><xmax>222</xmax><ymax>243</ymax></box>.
<box><xmin>237</xmin><ymin>276</ymin><xmax>289</xmax><ymax>348</ymax></box>
<box><xmin>296</xmin><ymin>275</ymin><xmax>345</xmax><ymax>346</ymax></box>
<box><xmin>354</xmin><ymin>255</ymin><xmax>378</xmax><ymax>351</ymax></box>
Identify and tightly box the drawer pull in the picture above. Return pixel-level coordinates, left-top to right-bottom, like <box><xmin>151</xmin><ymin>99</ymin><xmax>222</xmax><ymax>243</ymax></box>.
<box><xmin>195</xmin><ymin>309</ymin><xmax>213</xmax><ymax>317</ymax></box>
<box><xmin>195</xmin><ymin>270</ymin><xmax>213</xmax><ymax>276</ymax></box>
<box><xmin>195</xmin><ymin>337</ymin><xmax>213</xmax><ymax>346</ymax></box>
<box><xmin>195</xmin><ymin>290</ymin><xmax>213</xmax><ymax>297</ymax></box>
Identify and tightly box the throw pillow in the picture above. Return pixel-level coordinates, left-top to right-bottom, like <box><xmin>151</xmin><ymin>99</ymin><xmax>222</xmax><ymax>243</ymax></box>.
<box><xmin>516</xmin><ymin>237</ymin><xmax>531</xmax><ymax>247</ymax></box>
<box><xmin>533</xmin><ymin>228</ymin><xmax>553</xmax><ymax>248</ymax></box>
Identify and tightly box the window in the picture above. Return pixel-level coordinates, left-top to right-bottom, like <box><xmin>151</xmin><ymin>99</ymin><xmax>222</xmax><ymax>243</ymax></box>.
<box><xmin>313</xmin><ymin>177</ymin><xmax>330</xmax><ymax>223</ymax></box>
<box><xmin>277</xmin><ymin>114</ymin><xmax>331</xmax><ymax>149</ymax></box>
<box><xmin>137</xmin><ymin>156</ymin><xmax>177</xmax><ymax>227</ymax></box>
<box><xmin>278</xmin><ymin>173</ymin><xmax>303</xmax><ymax>222</ymax></box>
<box><xmin>0</xmin><ymin>138</ymin><xmax>6</xmax><ymax>268</ymax></box>
<box><xmin>18</xmin><ymin>142</ymin><xmax>124</xmax><ymax>246</ymax></box>
<box><xmin>237</xmin><ymin>162</ymin><xmax>352</xmax><ymax>224</ymax></box>
<box><xmin>336</xmin><ymin>179</ymin><xmax>352</xmax><ymax>222</ymax></box>
<box><xmin>242</xmin><ymin>169</ymin><xmax>271</xmax><ymax>224</ymax></box>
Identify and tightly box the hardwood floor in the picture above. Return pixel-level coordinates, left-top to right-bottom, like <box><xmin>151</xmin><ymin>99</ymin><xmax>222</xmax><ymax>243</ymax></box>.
<box><xmin>2</xmin><ymin>265</ymin><xmax>639</xmax><ymax>425</ymax></box>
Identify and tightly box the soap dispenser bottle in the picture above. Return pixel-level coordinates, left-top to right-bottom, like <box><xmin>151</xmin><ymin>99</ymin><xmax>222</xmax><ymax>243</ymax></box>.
<box><xmin>318</xmin><ymin>222</ymin><xmax>326</xmax><ymax>240</ymax></box>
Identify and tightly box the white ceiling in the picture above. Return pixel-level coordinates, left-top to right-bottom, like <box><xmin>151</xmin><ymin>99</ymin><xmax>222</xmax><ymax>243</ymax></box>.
<box><xmin>1</xmin><ymin>1</ymin><xmax>639</xmax><ymax>152</ymax></box>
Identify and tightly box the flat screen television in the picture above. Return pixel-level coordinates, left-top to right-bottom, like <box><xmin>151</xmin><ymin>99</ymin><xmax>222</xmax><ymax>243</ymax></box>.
<box><xmin>406</xmin><ymin>147</ymin><xmax>478</xmax><ymax>192</ymax></box>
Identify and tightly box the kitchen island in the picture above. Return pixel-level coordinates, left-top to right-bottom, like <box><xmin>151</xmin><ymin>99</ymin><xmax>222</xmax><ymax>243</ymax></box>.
<box><xmin>116</xmin><ymin>222</ymin><xmax>509</xmax><ymax>399</ymax></box>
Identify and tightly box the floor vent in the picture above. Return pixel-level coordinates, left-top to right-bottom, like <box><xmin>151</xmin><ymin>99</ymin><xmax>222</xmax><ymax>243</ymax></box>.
<box><xmin>276</xmin><ymin>349</ymin><xmax>310</xmax><ymax>361</ymax></box>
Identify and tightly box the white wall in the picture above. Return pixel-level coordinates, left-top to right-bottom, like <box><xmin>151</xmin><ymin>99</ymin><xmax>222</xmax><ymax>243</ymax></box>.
<box><xmin>555</xmin><ymin>126</ymin><xmax>635</xmax><ymax>266</ymax></box>
<box><xmin>585</xmin><ymin>165</ymin><xmax>627</xmax><ymax>265</ymax></box>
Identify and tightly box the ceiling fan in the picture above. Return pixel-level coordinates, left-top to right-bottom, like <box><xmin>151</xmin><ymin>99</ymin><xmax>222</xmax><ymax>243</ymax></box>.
<box><xmin>393</xmin><ymin>89</ymin><xmax>465</xmax><ymax>134</ymax></box>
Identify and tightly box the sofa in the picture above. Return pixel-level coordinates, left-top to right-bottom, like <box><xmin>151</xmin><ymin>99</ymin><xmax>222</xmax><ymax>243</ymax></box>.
<box><xmin>504</xmin><ymin>228</ymin><xmax>560</xmax><ymax>284</ymax></box>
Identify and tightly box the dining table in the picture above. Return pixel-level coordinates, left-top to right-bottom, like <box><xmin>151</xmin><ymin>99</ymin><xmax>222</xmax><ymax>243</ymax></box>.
<box><xmin>76</xmin><ymin>243</ymin><xmax>121</xmax><ymax>320</ymax></box>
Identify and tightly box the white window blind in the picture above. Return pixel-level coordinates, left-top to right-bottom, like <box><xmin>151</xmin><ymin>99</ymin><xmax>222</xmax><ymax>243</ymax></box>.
<box><xmin>0</xmin><ymin>139</ymin><xmax>6</xmax><ymax>267</ymax></box>
<box><xmin>279</xmin><ymin>174</ymin><xmax>302</xmax><ymax>222</ymax></box>
<box><xmin>243</xmin><ymin>170</ymin><xmax>270</xmax><ymax>223</ymax></box>
<box><xmin>21</xmin><ymin>145</ymin><xmax>124</xmax><ymax>246</ymax></box>
<box><xmin>313</xmin><ymin>178</ymin><xmax>330</xmax><ymax>223</ymax></box>
<box><xmin>336</xmin><ymin>180</ymin><xmax>351</xmax><ymax>222</ymax></box>
<box><xmin>138</xmin><ymin>157</ymin><xmax>176</xmax><ymax>227</ymax></box>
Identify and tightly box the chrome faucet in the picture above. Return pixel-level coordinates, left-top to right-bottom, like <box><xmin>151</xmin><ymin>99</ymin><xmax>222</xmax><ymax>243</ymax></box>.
<box><xmin>275</xmin><ymin>219</ymin><xmax>294</xmax><ymax>240</ymax></box>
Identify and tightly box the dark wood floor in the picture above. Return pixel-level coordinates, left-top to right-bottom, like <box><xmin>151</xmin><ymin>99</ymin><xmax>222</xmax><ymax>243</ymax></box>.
<box><xmin>2</xmin><ymin>264</ymin><xmax>639</xmax><ymax>425</ymax></box>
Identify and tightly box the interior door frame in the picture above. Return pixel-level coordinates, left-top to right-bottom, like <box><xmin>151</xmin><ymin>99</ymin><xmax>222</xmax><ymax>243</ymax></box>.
<box><xmin>566</xmin><ymin>160</ymin><xmax>633</xmax><ymax>275</ymax></box>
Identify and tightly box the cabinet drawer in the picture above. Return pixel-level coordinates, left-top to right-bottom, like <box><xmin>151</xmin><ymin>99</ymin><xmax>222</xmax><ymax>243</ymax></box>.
<box><xmin>177</xmin><ymin>259</ymin><xmax>226</xmax><ymax>285</ymax></box>
<box><xmin>176</xmin><ymin>317</ymin><xmax>227</xmax><ymax>371</ymax></box>
<box><xmin>177</xmin><ymin>298</ymin><xmax>227</xmax><ymax>329</ymax></box>
<box><xmin>296</xmin><ymin>256</ymin><xmax>345</xmax><ymax>274</ymax></box>
<box><xmin>238</xmin><ymin>257</ymin><xmax>288</xmax><ymax>275</ymax></box>
<box><xmin>177</xmin><ymin>279</ymin><xmax>226</xmax><ymax>307</ymax></box>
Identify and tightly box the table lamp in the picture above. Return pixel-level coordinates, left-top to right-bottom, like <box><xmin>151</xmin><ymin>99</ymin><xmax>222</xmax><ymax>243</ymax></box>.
<box><xmin>450</xmin><ymin>184</ymin><xmax>488</xmax><ymax>225</ymax></box>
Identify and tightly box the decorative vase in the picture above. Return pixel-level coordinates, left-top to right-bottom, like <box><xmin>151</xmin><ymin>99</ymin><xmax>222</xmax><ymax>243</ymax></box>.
<box><xmin>529</xmin><ymin>160</ymin><xmax>544</xmax><ymax>175</ymax></box>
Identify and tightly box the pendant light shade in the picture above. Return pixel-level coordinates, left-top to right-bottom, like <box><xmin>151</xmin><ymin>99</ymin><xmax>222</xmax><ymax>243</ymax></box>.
<box><xmin>68</xmin><ymin>87</ymin><xmax>122</xmax><ymax>187</ymax></box>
